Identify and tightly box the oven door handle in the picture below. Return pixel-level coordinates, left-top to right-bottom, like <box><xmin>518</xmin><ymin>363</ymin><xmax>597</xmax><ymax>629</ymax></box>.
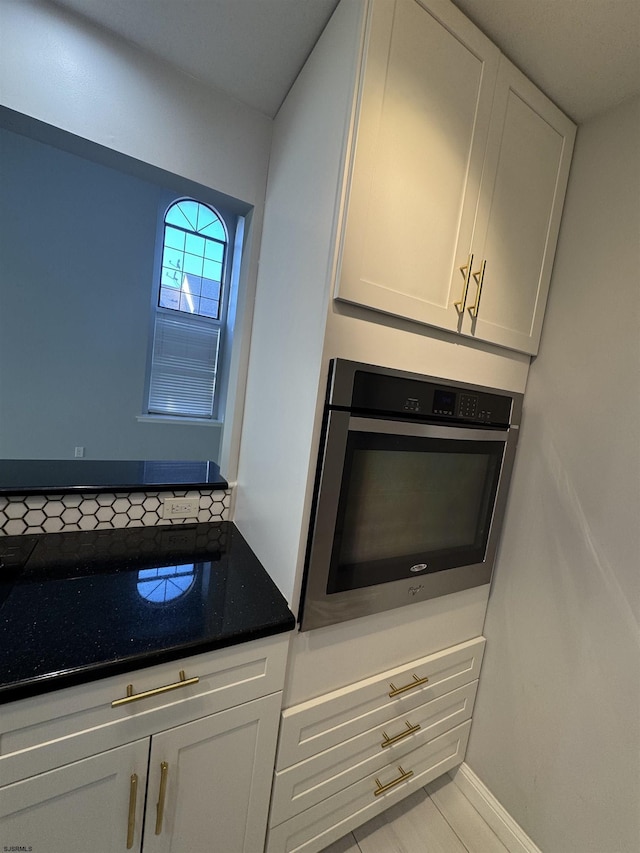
<box><xmin>348</xmin><ymin>417</ymin><xmax>509</xmax><ymax>443</ymax></box>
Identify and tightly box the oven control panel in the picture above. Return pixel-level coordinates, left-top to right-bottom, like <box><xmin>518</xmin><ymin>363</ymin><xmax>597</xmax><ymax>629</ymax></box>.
<box><xmin>432</xmin><ymin>389</ymin><xmax>493</xmax><ymax>422</ymax></box>
<box><xmin>349</xmin><ymin>369</ymin><xmax>514</xmax><ymax>427</ymax></box>
<box><xmin>458</xmin><ymin>393</ymin><xmax>478</xmax><ymax>418</ymax></box>
<box><xmin>425</xmin><ymin>387</ymin><xmax>499</xmax><ymax>423</ymax></box>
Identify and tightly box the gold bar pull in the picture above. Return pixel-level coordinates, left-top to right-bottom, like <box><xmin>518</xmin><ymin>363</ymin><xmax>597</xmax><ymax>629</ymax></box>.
<box><xmin>381</xmin><ymin>720</ymin><xmax>421</xmax><ymax>748</ymax></box>
<box><xmin>454</xmin><ymin>253</ymin><xmax>474</xmax><ymax>314</ymax></box>
<box><xmin>126</xmin><ymin>773</ymin><xmax>138</xmax><ymax>849</ymax></box>
<box><xmin>468</xmin><ymin>259</ymin><xmax>487</xmax><ymax>318</ymax></box>
<box><xmin>112</xmin><ymin>670</ymin><xmax>199</xmax><ymax>708</ymax></box>
<box><xmin>155</xmin><ymin>761</ymin><xmax>169</xmax><ymax>836</ymax></box>
<box><xmin>373</xmin><ymin>765</ymin><xmax>414</xmax><ymax>796</ymax></box>
<box><xmin>388</xmin><ymin>673</ymin><xmax>429</xmax><ymax>697</ymax></box>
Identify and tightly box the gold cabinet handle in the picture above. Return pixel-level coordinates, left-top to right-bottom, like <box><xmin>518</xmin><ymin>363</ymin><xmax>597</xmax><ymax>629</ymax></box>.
<box><xmin>112</xmin><ymin>670</ymin><xmax>199</xmax><ymax>708</ymax></box>
<box><xmin>155</xmin><ymin>761</ymin><xmax>169</xmax><ymax>835</ymax></box>
<box><xmin>468</xmin><ymin>259</ymin><xmax>487</xmax><ymax>318</ymax></box>
<box><xmin>454</xmin><ymin>253</ymin><xmax>474</xmax><ymax>314</ymax></box>
<box><xmin>373</xmin><ymin>765</ymin><xmax>414</xmax><ymax>796</ymax></box>
<box><xmin>381</xmin><ymin>720</ymin><xmax>421</xmax><ymax>748</ymax></box>
<box><xmin>388</xmin><ymin>674</ymin><xmax>429</xmax><ymax>697</ymax></box>
<box><xmin>126</xmin><ymin>773</ymin><xmax>138</xmax><ymax>849</ymax></box>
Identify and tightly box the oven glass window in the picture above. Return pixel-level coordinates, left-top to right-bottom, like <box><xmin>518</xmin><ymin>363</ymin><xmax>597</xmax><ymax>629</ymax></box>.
<box><xmin>327</xmin><ymin>430</ymin><xmax>504</xmax><ymax>593</ymax></box>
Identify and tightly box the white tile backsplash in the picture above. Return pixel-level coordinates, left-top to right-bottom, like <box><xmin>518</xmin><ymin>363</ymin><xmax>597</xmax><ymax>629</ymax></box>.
<box><xmin>0</xmin><ymin>488</ymin><xmax>231</xmax><ymax>535</ymax></box>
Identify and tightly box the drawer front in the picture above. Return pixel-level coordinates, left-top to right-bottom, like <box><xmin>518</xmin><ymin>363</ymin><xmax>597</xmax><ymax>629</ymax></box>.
<box><xmin>0</xmin><ymin>633</ymin><xmax>289</xmax><ymax>786</ymax></box>
<box><xmin>277</xmin><ymin>637</ymin><xmax>484</xmax><ymax>769</ymax></box>
<box><xmin>266</xmin><ymin>720</ymin><xmax>471</xmax><ymax>853</ymax></box>
<box><xmin>271</xmin><ymin>680</ymin><xmax>477</xmax><ymax>825</ymax></box>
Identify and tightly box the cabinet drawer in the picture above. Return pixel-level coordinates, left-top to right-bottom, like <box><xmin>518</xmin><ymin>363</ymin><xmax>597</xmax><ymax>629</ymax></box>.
<box><xmin>266</xmin><ymin>720</ymin><xmax>471</xmax><ymax>853</ymax></box>
<box><xmin>0</xmin><ymin>633</ymin><xmax>288</xmax><ymax>787</ymax></box>
<box><xmin>277</xmin><ymin>637</ymin><xmax>484</xmax><ymax>769</ymax></box>
<box><xmin>271</xmin><ymin>680</ymin><xmax>477</xmax><ymax>825</ymax></box>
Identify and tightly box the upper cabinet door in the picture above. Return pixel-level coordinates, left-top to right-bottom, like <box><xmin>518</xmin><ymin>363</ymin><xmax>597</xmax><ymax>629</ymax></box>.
<box><xmin>336</xmin><ymin>0</ymin><xmax>500</xmax><ymax>331</ymax></box>
<box><xmin>335</xmin><ymin>0</ymin><xmax>576</xmax><ymax>356</ymax></box>
<box><xmin>459</xmin><ymin>57</ymin><xmax>576</xmax><ymax>354</ymax></box>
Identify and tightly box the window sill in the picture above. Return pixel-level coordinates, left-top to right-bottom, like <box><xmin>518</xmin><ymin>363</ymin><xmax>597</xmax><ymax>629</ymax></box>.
<box><xmin>137</xmin><ymin>415</ymin><xmax>223</xmax><ymax>428</ymax></box>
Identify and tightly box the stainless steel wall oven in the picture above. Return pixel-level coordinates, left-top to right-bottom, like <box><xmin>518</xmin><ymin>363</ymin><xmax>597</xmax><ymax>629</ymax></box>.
<box><xmin>299</xmin><ymin>360</ymin><xmax>523</xmax><ymax>631</ymax></box>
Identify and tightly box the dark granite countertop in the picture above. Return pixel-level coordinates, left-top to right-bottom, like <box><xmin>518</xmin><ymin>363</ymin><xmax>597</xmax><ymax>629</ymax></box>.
<box><xmin>0</xmin><ymin>459</ymin><xmax>228</xmax><ymax>496</ymax></box>
<box><xmin>0</xmin><ymin>522</ymin><xmax>294</xmax><ymax>704</ymax></box>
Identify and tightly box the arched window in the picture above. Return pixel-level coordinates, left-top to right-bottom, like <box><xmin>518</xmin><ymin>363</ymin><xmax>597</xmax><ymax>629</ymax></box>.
<box><xmin>147</xmin><ymin>199</ymin><xmax>230</xmax><ymax>419</ymax></box>
<box><xmin>159</xmin><ymin>199</ymin><xmax>227</xmax><ymax>318</ymax></box>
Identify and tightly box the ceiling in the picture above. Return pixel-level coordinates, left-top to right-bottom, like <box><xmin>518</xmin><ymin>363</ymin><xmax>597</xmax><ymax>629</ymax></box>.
<box><xmin>52</xmin><ymin>0</ymin><xmax>640</xmax><ymax>123</ymax></box>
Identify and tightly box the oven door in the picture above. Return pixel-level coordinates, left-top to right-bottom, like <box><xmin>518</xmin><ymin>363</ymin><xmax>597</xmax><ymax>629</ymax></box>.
<box><xmin>300</xmin><ymin>412</ymin><xmax>518</xmax><ymax>631</ymax></box>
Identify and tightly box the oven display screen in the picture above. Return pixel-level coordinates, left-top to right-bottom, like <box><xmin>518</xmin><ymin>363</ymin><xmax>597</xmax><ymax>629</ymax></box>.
<box><xmin>433</xmin><ymin>389</ymin><xmax>456</xmax><ymax>416</ymax></box>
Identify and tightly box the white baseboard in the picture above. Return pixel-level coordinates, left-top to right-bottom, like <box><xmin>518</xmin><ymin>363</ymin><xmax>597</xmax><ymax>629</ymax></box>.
<box><xmin>449</xmin><ymin>763</ymin><xmax>543</xmax><ymax>853</ymax></box>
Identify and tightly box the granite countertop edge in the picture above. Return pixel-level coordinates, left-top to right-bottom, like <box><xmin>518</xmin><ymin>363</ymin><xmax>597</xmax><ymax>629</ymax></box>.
<box><xmin>0</xmin><ymin>616</ymin><xmax>295</xmax><ymax>706</ymax></box>
<box><xmin>0</xmin><ymin>459</ymin><xmax>229</xmax><ymax>496</ymax></box>
<box><xmin>0</xmin><ymin>521</ymin><xmax>296</xmax><ymax>706</ymax></box>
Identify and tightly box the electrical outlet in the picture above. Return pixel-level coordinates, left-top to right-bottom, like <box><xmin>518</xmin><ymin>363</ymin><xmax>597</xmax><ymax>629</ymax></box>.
<box><xmin>74</xmin><ymin>446</ymin><xmax>85</xmax><ymax>458</ymax></box>
<box><xmin>162</xmin><ymin>497</ymin><xmax>200</xmax><ymax>519</ymax></box>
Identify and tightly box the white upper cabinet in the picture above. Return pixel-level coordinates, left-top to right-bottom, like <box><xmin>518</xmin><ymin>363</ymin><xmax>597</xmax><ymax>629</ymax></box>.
<box><xmin>458</xmin><ymin>56</ymin><xmax>575</xmax><ymax>353</ymax></box>
<box><xmin>335</xmin><ymin>0</ymin><xmax>576</xmax><ymax>356</ymax></box>
<box><xmin>338</xmin><ymin>0</ymin><xmax>499</xmax><ymax>333</ymax></box>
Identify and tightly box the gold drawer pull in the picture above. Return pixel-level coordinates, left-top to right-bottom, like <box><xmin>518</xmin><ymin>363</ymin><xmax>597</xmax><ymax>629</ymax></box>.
<box><xmin>468</xmin><ymin>259</ymin><xmax>487</xmax><ymax>318</ymax></box>
<box><xmin>373</xmin><ymin>765</ymin><xmax>413</xmax><ymax>796</ymax></box>
<box><xmin>388</xmin><ymin>674</ymin><xmax>428</xmax><ymax>697</ymax></box>
<box><xmin>126</xmin><ymin>773</ymin><xmax>138</xmax><ymax>849</ymax></box>
<box><xmin>381</xmin><ymin>720</ymin><xmax>421</xmax><ymax>748</ymax></box>
<box><xmin>112</xmin><ymin>670</ymin><xmax>199</xmax><ymax>708</ymax></box>
<box><xmin>454</xmin><ymin>253</ymin><xmax>474</xmax><ymax>314</ymax></box>
<box><xmin>155</xmin><ymin>761</ymin><xmax>169</xmax><ymax>835</ymax></box>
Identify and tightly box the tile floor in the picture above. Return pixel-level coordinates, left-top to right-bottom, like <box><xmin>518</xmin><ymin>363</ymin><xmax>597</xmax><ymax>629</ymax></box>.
<box><xmin>320</xmin><ymin>774</ymin><xmax>509</xmax><ymax>853</ymax></box>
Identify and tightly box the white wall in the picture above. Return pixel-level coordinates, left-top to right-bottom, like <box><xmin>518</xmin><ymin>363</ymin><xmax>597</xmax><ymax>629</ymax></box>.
<box><xmin>465</xmin><ymin>95</ymin><xmax>640</xmax><ymax>853</ymax></box>
<box><xmin>234</xmin><ymin>0</ymin><xmax>371</xmax><ymax>613</ymax></box>
<box><xmin>0</xmin><ymin>0</ymin><xmax>272</xmax><ymax>477</ymax></box>
<box><xmin>0</xmin><ymin>0</ymin><xmax>270</xmax><ymax>206</ymax></box>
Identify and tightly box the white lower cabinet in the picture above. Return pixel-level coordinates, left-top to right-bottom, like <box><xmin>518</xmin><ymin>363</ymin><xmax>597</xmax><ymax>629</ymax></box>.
<box><xmin>0</xmin><ymin>740</ymin><xmax>150</xmax><ymax>853</ymax></box>
<box><xmin>143</xmin><ymin>694</ymin><xmax>282</xmax><ymax>853</ymax></box>
<box><xmin>0</xmin><ymin>694</ymin><xmax>280</xmax><ymax>853</ymax></box>
<box><xmin>0</xmin><ymin>634</ymin><xmax>289</xmax><ymax>853</ymax></box>
<box><xmin>266</xmin><ymin>637</ymin><xmax>485</xmax><ymax>853</ymax></box>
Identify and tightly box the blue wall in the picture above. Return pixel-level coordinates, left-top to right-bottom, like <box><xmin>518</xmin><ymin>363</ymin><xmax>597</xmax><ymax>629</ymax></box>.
<box><xmin>0</xmin><ymin>126</ymin><xmax>221</xmax><ymax>461</ymax></box>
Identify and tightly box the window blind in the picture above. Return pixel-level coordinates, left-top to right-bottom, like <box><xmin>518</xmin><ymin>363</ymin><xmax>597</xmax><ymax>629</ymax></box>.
<box><xmin>148</xmin><ymin>312</ymin><xmax>220</xmax><ymax>418</ymax></box>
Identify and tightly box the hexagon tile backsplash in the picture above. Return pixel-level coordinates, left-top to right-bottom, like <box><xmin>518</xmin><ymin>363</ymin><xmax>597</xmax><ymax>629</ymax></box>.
<box><xmin>0</xmin><ymin>489</ymin><xmax>231</xmax><ymax>536</ymax></box>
